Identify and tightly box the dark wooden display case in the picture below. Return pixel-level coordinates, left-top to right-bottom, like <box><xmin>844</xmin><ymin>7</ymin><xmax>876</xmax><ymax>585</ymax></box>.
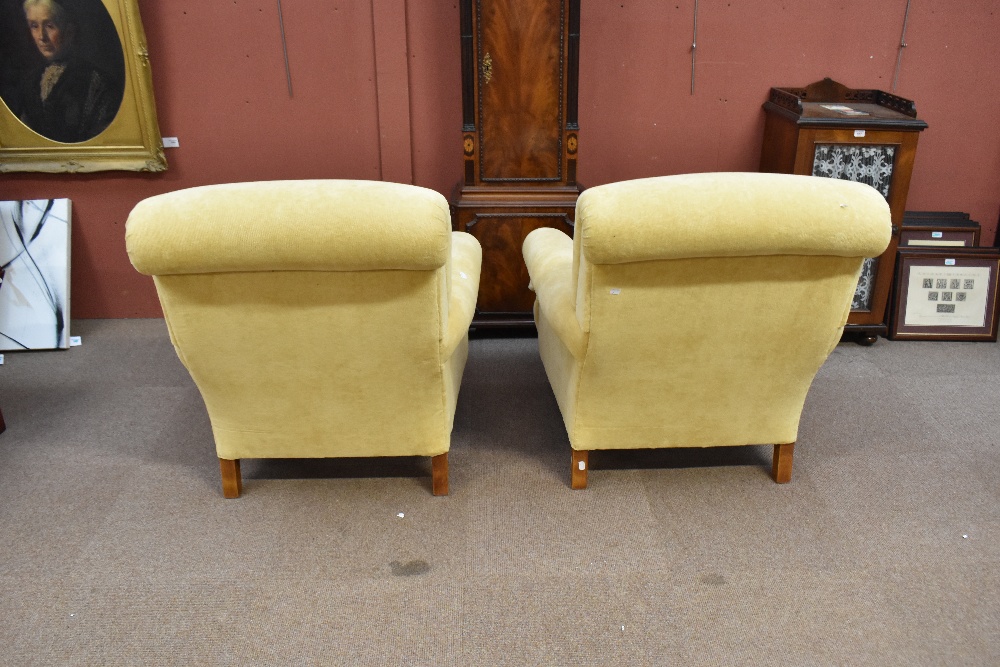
<box><xmin>453</xmin><ymin>0</ymin><xmax>581</xmax><ymax>328</ymax></box>
<box><xmin>760</xmin><ymin>78</ymin><xmax>928</xmax><ymax>344</ymax></box>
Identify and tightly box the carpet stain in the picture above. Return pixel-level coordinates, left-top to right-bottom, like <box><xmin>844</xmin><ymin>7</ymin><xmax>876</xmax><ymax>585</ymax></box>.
<box><xmin>700</xmin><ymin>573</ymin><xmax>727</xmax><ymax>586</ymax></box>
<box><xmin>390</xmin><ymin>559</ymin><xmax>431</xmax><ymax>576</ymax></box>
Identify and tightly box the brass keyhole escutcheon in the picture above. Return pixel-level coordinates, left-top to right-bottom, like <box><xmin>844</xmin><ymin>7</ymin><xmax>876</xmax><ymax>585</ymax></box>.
<box><xmin>481</xmin><ymin>52</ymin><xmax>493</xmax><ymax>85</ymax></box>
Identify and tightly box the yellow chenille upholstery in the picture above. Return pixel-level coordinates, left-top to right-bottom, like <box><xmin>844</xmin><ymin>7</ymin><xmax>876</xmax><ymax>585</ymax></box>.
<box><xmin>522</xmin><ymin>172</ymin><xmax>891</xmax><ymax>487</ymax></box>
<box><xmin>126</xmin><ymin>180</ymin><xmax>482</xmax><ymax>497</ymax></box>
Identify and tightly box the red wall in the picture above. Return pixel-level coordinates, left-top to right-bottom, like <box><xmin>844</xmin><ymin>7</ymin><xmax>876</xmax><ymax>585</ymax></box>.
<box><xmin>2</xmin><ymin>0</ymin><xmax>998</xmax><ymax>318</ymax></box>
<box><xmin>579</xmin><ymin>0</ymin><xmax>1000</xmax><ymax>233</ymax></box>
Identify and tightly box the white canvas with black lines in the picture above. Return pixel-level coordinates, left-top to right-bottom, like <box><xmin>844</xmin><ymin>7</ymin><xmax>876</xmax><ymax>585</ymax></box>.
<box><xmin>0</xmin><ymin>199</ymin><xmax>71</xmax><ymax>350</ymax></box>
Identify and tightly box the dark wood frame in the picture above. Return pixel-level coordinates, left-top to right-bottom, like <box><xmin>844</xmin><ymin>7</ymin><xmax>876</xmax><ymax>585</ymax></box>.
<box><xmin>890</xmin><ymin>247</ymin><xmax>1000</xmax><ymax>341</ymax></box>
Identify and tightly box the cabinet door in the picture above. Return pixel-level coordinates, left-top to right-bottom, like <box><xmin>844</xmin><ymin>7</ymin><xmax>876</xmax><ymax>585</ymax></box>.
<box><xmin>477</xmin><ymin>0</ymin><xmax>565</xmax><ymax>183</ymax></box>
<box><xmin>794</xmin><ymin>129</ymin><xmax>919</xmax><ymax>325</ymax></box>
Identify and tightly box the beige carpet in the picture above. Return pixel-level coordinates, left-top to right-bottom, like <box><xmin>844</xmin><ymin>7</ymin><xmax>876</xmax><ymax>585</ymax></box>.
<box><xmin>0</xmin><ymin>319</ymin><xmax>997</xmax><ymax>665</ymax></box>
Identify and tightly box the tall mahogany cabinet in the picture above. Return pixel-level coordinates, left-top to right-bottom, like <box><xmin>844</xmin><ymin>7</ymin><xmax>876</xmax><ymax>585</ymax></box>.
<box><xmin>760</xmin><ymin>78</ymin><xmax>927</xmax><ymax>344</ymax></box>
<box><xmin>453</xmin><ymin>0</ymin><xmax>581</xmax><ymax>327</ymax></box>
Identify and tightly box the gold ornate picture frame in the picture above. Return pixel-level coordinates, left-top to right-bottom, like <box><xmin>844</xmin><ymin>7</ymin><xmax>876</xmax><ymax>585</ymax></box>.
<box><xmin>0</xmin><ymin>0</ymin><xmax>166</xmax><ymax>173</ymax></box>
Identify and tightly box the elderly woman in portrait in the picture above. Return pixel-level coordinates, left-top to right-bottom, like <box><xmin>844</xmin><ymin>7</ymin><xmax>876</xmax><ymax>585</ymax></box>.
<box><xmin>18</xmin><ymin>0</ymin><xmax>123</xmax><ymax>143</ymax></box>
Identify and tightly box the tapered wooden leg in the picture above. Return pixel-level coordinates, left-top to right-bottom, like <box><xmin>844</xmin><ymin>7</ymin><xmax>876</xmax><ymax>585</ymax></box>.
<box><xmin>220</xmin><ymin>458</ymin><xmax>242</xmax><ymax>498</ymax></box>
<box><xmin>772</xmin><ymin>442</ymin><xmax>794</xmax><ymax>484</ymax></box>
<box><xmin>0</xmin><ymin>407</ymin><xmax>5</xmax><ymax>434</ymax></box>
<box><xmin>431</xmin><ymin>453</ymin><xmax>449</xmax><ymax>496</ymax></box>
<box><xmin>571</xmin><ymin>449</ymin><xmax>589</xmax><ymax>490</ymax></box>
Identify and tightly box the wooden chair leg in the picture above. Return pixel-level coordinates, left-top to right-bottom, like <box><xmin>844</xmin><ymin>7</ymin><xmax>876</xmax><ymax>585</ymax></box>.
<box><xmin>0</xmin><ymin>407</ymin><xmax>5</xmax><ymax>434</ymax></box>
<box><xmin>571</xmin><ymin>449</ymin><xmax>589</xmax><ymax>490</ymax></box>
<box><xmin>220</xmin><ymin>458</ymin><xmax>242</xmax><ymax>498</ymax></box>
<box><xmin>431</xmin><ymin>453</ymin><xmax>449</xmax><ymax>496</ymax></box>
<box><xmin>772</xmin><ymin>442</ymin><xmax>794</xmax><ymax>484</ymax></box>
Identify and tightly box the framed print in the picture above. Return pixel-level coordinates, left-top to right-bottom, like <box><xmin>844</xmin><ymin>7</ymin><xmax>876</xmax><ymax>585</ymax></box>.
<box><xmin>890</xmin><ymin>247</ymin><xmax>1000</xmax><ymax>341</ymax></box>
<box><xmin>900</xmin><ymin>210</ymin><xmax>980</xmax><ymax>248</ymax></box>
<box><xmin>0</xmin><ymin>0</ymin><xmax>166</xmax><ymax>173</ymax></box>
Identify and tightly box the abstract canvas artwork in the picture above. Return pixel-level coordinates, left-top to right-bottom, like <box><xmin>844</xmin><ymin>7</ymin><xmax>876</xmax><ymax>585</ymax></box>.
<box><xmin>0</xmin><ymin>199</ymin><xmax>71</xmax><ymax>350</ymax></box>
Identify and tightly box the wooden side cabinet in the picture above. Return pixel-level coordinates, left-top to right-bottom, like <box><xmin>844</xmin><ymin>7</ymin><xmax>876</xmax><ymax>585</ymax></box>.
<box><xmin>453</xmin><ymin>0</ymin><xmax>581</xmax><ymax>327</ymax></box>
<box><xmin>760</xmin><ymin>78</ymin><xmax>928</xmax><ymax>343</ymax></box>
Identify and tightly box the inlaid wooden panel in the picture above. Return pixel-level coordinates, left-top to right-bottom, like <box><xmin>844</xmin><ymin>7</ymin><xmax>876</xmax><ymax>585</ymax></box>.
<box><xmin>466</xmin><ymin>212</ymin><xmax>573</xmax><ymax>312</ymax></box>
<box><xmin>478</xmin><ymin>0</ymin><xmax>563</xmax><ymax>181</ymax></box>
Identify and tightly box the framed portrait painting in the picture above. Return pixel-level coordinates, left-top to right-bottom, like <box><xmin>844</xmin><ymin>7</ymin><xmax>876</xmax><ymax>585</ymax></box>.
<box><xmin>0</xmin><ymin>0</ymin><xmax>166</xmax><ymax>172</ymax></box>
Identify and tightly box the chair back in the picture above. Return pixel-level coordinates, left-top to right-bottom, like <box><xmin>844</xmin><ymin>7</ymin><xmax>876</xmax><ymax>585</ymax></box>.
<box><xmin>567</xmin><ymin>172</ymin><xmax>891</xmax><ymax>449</ymax></box>
<box><xmin>126</xmin><ymin>180</ymin><xmax>458</xmax><ymax>460</ymax></box>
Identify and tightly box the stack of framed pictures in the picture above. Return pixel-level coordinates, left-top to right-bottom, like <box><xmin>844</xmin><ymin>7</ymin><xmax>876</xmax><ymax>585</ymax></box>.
<box><xmin>890</xmin><ymin>212</ymin><xmax>1000</xmax><ymax>341</ymax></box>
<box><xmin>899</xmin><ymin>211</ymin><xmax>981</xmax><ymax>248</ymax></box>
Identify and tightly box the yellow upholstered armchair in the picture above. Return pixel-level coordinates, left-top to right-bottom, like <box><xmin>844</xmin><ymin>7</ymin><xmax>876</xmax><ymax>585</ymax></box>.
<box><xmin>126</xmin><ymin>180</ymin><xmax>481</xmax><ymax>497</ymax></box>
<box><xmin>522</xmin><ymin>173</ymin><xmax>891</xmax><ymax>489</ymax></box>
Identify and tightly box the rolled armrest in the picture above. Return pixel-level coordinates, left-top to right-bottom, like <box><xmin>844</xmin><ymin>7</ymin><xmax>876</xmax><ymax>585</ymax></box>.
<box><xmin>523</xmin><ymin>228</ymin><xmax>587</xmax><ymax>358</ymax></box>
<box><xmin>442</xmin><ymin>232</ymin><xmax>482</xmax><ymax>359</ymax></box>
